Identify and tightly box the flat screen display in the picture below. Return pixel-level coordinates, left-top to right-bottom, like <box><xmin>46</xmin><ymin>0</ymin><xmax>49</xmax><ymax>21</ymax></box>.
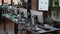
<box><xmin>38</xmin><ymin>0</ymin><xmax>49</xmax><ymax>11</ymax></box>
<box><xmin>20</xmin><ymin>8</ymin><xmax>27</xmax><ymax>18</ymax></box>
<box><xmin>31</xmin><ymin>10</ymin><xmax>43</xmax><ymax>24</ymax></box>
<box><xmin>4</xmin><ymin>0</ymin><xmax>11</xmax><ymax>4</ymax></box>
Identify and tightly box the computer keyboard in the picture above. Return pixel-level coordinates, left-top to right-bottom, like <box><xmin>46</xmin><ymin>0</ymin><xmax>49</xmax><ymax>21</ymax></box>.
<box><xmin>38</xmin><ymin>25</ymin><xmax>50</xmax><ymax>31</ymax></box>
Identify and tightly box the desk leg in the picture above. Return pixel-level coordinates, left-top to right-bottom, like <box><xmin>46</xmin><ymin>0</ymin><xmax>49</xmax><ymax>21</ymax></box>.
<box><xmin>27</xmin><ymin>30</ymin><xmax>31</xmax><ymax>34</ymax></box>
<box><xmin>14</xmin><ymin>23</ymin><xmax>18</xmax><ymax>34</ymax></box>
<box><xmin>4</xmin><ymin>18</ymin><xmax>6</xmax><ymax>34</ymax></box>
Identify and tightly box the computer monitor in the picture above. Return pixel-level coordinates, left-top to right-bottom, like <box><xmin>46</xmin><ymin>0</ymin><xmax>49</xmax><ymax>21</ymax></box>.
<box><xmin>8</xmin><ymin>6</ymin><xmax>16</xmax><ymax>14</ymax></box>
<box><xmin>19</xmin><ymin>8</ymin><xmax>28</xmax><ymax>18</ymax></box>
<box><xmin>8</xmin><ymin>6</ymin><xmax>12</xmax><ymax>12</ymax></box>
<box><xmin>31</xmin><ymin>10</ymin><xmax>44</xmax><ymax>26</ymax></box>
<box><xmin>2</xmin><ymin>4</ymin><xmax>9</xmax><ymax>13</ymax></box>
<box><xmin>13</xmin><ymin>6</ymin><xmax>20</xmax><ymax>15</ymax></box>
<box><xmin>16</xmin><ymin>7</ymin><xmax>20</xmax><ymax>14</ymax></box>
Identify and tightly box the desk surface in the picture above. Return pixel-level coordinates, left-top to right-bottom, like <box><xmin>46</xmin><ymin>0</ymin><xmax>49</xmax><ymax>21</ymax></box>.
<box><xmin>2</xmin><ymin>14</ymin><xmax>60</xmax><ymax>34</ymax></box>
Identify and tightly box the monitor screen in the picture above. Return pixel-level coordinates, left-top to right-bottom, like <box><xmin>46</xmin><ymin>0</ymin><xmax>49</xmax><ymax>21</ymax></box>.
<box><xmin>7</xmin><ymin>6</ymin><xmax>12</xmax><ymax>13</ymax></box>
<box><xmin>38</xmin><ymin>0</ymin><xmax>49</xmax><ymax>11</ymax></box>
<box><xmin>0</xmin><ymin>0</ymin><xmax>2</xmax><ymax>5</ymax></box>
<box><xmin>4</xmin><ymin>0</ymin><xmax>11</xmax><ymax>4</ymax></box>
<box><xmin>31</xmin><ymin>10</ymin><xmax>43</xmax><ymax>25</ymax></box>
<box><xmin>20</xmin><ymin>8</ymin><xmax>27</xmax><ymax>18</ymax></box>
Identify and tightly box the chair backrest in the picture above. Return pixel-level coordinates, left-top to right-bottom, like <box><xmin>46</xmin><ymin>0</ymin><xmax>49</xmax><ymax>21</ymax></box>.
<box><xmin>44</xmin><ymin>16</ymin><xmax>53</xmax><ymax>24</ymax></box>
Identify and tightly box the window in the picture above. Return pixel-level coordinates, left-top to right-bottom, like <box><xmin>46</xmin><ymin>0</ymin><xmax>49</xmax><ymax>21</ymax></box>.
<box><xmin>51</xmin><ymin>0</ymin><xmax>60</xmax><ymax>21</ymax></box>
<box><xmin>51</xmin><ymin>9</ymin><xmax>60</xmax><ymax>21</ymax></box>
<box><xmin>52</xmin><ymin>0</ymin><xmax>59</xmax><ymax>6</ymax></box>
<box><xmin>13</xmin><ymin>0</ymin><xmax>20</xmax><ymax>5</ymax></box>
<box><xmin>4</xmin><ymin>0</ymin><xmax>11</xmax><ymax>4</ymax></box>
<box><xmin>0</xmin><ymin>0</ymin><xmax>2</xmax><ymax>5</ymax></box>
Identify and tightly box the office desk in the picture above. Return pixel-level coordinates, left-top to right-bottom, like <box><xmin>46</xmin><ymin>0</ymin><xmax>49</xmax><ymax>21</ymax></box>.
<box><xmin>2</xmin><ymin>14</ymin><xmax>60</xmax><ymax>34</ymax></box>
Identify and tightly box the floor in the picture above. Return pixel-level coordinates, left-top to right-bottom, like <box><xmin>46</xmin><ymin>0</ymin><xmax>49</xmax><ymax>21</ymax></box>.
<box><xmin>0</xmin><ymin>21</ymin><xmax>25</xmax><ymax>34</ymax></box>
<box><xmin>0</xmin><ymin>22</ymin><xmax>4</xmax><ymax>34</ymax></box>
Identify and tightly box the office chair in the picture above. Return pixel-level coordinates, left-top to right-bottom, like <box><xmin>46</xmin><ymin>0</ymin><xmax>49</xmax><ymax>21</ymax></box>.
<box><xmin>44</xmin><ymin>16</ymin><xmax>53</xmax><ymax>25</ymax></box>
<box><xmin>53</xmin><ymin>21</ymin><xmax>60</xmax><ymax>34</ymax></box>
<box><xmin>53</xmin><ymin>21</ymin><xmax>60</xmax><ymax>28</ymax></box>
